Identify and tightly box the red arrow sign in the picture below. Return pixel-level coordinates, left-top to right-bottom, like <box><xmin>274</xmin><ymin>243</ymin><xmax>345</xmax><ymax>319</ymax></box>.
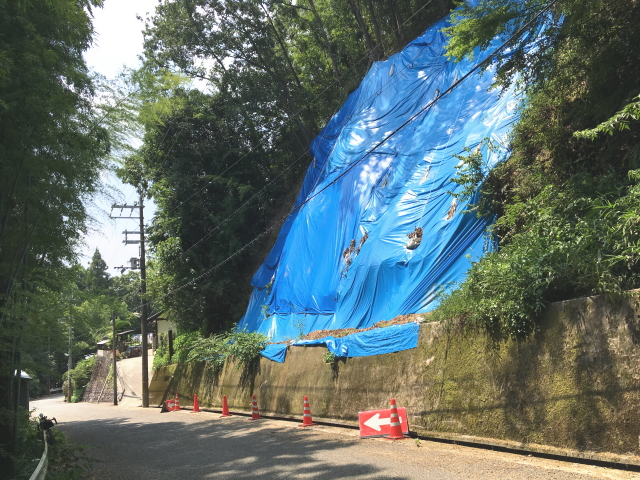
<box><xmin>358</xmin><ymin>407</ymin><xmax>409</xmax><ymax>438</ymax></box>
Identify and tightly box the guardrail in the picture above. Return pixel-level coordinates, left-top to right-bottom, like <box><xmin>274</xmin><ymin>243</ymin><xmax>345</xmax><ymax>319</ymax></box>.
<box><xmin>28</xmin><ymin>438</ymin><xmax>48</xmax><ymax>480</ymax></box>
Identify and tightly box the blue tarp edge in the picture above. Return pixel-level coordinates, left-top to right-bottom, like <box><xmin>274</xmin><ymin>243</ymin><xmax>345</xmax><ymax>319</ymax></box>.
<box><xmin>291</xmin><ymin>322</ymin><xmax>420</xmax><ymax>358</ymax></box>
<box><xmin>260</xmin><ymin>343</ymin><xmax>288</xmax><ymax>363</ymax></box>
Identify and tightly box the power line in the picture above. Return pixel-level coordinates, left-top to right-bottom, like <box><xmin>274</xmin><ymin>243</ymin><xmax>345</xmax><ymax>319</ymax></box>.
<box><xmin>179</xmin><ymin>45</ymin><xmax>428</xmax><ymax>257</ymax></box>
<box><xmin>161</xmin><ymin>0</ymin><xmax>438</xmax><ymax>215</ymax></box>
<box><xmin>130</xmin><ymin>0</ymin><xmax>439</xmax><ymax>263</ymax></box>
<box><xmin>135</xmin><ymin>0</ymin><xmax>558</xmax><ymax>314</ymax></box>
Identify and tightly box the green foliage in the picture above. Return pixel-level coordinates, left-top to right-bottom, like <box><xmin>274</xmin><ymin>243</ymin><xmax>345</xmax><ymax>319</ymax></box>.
<box><xmin>152</xmin><ymin>349</ymin><xmax>170</xmax><ymax>371</ymax></box>
<box><xmin>62</xmin><ymin>354</ymin><xmax>97</xmax><ymax>401</ymax></box>
<box><xmin>574</xmin><ymin>96</ymin><xmax>640</xmax><ymax>140</ymax></box>
<box><xmin>323</xmin><ymin>351</ymin><xmax>337</xmax><ymax>364</ymax></box>
<box><xmin>443</xmin><ymin>0</ymin><xmax>560</xmax><ymax>86</ymax></box>
<box><xmin>152</xmin><ymin>327</ymin><xmax>267</xmax><ymax>371</ymax></box>
<box><xmin>186</xmin><ymin>334</ymin><xmax>230</xmax><ymax>371</ymax></box>
<box><xmin>67</xmin><ymin>357</ymin><xmax>95</xmax><ymax>391</ymax></box>
<box><xmin>13</xmin><ymin>410</ymin><xmax>94</xmax><ymax>479</ymax></box>
<box><xmin>72</xmin><ymin>357</ymin><xmax>95</xmax><ymax>388</ymax></box>
<box><xmin>436</xmin><ymin>173</ymin><xmax>640</xmax><ymax>339</ymax></box>
<box><xmin>172</xmin><ymin>331</ymin><xmax>201</xmax><ymax>364</ymax></box>
<box><xmin>228</xmin><ymin>329</ymin><xmax>268</xmax><ymax>368</ymax></box>
<box><xmin>70</xmin><ymin>388</ymin><xmax>85</xmax><ymax>403</ymax></box>
<box><xmin>85</xmin><ymin>249</ymin><xmax>111</xmax><ymax>294</ymax></box>
<box><xmin>447</xmin><ymin>138</ymin><xmax>499</xmax><ymax>214</ymax></box>
<box><xmin>47</xmin><ymin>429</ymin><xmax>95</xmax><ymax>480</ymax></box>
<box><xmin>433</xmin><ymin>0</ymin><xmax>640</xmax><ymax>339</ymax></box>
<box><xmin>13</xmin><ymin>409</ymin><xmax>42</xmax><ymax>479</ymax></box>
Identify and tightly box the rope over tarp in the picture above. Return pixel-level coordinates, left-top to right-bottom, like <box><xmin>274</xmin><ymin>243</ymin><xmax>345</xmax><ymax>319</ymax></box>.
<box><xmin>246</xmin><ymin>6</ymin><xmax>544</xmax><ymax>359</ymax></box>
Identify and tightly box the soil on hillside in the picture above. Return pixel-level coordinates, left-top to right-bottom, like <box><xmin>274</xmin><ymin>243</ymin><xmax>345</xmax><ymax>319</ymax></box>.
<box><xmin>269</xmin><ymin>312</ymin><xmax>428</xmax><ymax>344</ymax></box>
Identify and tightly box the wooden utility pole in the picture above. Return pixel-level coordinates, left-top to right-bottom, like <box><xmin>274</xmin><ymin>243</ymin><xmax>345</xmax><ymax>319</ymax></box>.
<box><xmin>67</xmin><ymin>319</ymin><xmax>72</xmax><ymax>403</ymax></box>
<box><xmin>112</xmin><ymin>315</ymin><xmax>118</xmax><ymax>406</ymax></box>
<box><xmin>110</xmin><ymin>193</ymin><xmax>149</xmax><ymax>408</ymax></box>
<box><xmin>139</xmin><ymin>192</ymin><xmax>149</xmax><ymax>408</ymax></box>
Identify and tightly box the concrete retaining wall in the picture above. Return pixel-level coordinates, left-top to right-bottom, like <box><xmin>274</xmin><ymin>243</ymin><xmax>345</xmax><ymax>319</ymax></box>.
<box><xmin>150</xmin><ymin>293</ymin><xmax>640</xmax><ymax>464</ymax></box>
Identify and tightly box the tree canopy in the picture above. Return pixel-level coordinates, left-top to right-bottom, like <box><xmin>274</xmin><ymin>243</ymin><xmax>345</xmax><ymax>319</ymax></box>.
<box><xmin>0</xmin><ymin>0</ymin><xmax>112</xmax><ymax>475</ymax></box>
<box><xmin>128</xmin><ymin>0</ymin><xmax>455</xmax><ymax>334</ymax></box>
<box><xmin>432</xmin><ymin>0</ymin><xmax>640</xmax><ymax>338</ymax></box>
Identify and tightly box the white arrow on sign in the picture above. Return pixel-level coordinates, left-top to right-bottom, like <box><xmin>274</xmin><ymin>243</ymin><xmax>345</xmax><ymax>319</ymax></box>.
<box><xmin>363</xmin><ymin>413</ymin><xmax>403</xmax><ymax>431</ymax></box>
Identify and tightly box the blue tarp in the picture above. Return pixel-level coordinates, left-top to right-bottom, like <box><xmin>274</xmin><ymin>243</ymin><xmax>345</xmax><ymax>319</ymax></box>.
<box><xmin>241</xmin><ymin>10</ymin><xmax>528</xmax><ymax>355</ymax></box>
<box><xmin>293</xmin><ymin>323</ymin><xmax>420</xmax><ymax>358</ymax></box>
<box><xmin>260</xmin><ymin>343</ymin><xmax>288</xmax><ymax>363</ymax></box>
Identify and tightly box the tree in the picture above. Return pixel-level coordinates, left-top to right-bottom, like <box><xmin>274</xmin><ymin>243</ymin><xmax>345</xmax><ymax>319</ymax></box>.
<box><xmin>128</xmin><ymin>0</ymin><xmax>455</xmax><ymax>335</ymax></box>
<box><xmin>85</xmin><ymin>248</ymin><xmax>111</xmax><ymax>293</ymax></box>
<box><xmin>431</xmin><ymin>0</ymin><xmax>640</xmax><ymax>338</ymax></box>
<box><xmin>0</xmin><ymin>0</ymin><xmax>108</xmax><ymax>475</ymax></box>
<box><xmin>129</xmin><ymin>88</ymin><xmax>300</xmax><ymax>333</ymax></box>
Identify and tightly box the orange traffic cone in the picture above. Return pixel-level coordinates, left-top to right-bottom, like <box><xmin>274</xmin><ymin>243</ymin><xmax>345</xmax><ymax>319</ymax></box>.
<box><xmin>386</xmin><ymin>398</ymin><xmax>406</xmax><ymax>440</ymax></box>
<box><xmin>191</xmin><ymin>394</ymin><xmax>200</xmax><ymax>413</ymax></box>
<box><xmin>248</xmin><ymin>395</ymin><xmax>261</xmax><ymax>421</ymax></box>
<box><xmin>299</xmin><ymin>396</ymin><xmax>315</xmax><ymax>427</ymax></box>
<box><xmin>220</xmin><ymin>395</ymin><xmax>232</xmax><ymax>417</ymax></box>
<box><xmin>174</xmin><ymin>393</ymin><xmax>180</xmax><ymax>411</ymax></box>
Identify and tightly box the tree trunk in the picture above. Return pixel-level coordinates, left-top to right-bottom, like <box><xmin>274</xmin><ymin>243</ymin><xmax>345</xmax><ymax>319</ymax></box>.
<box><xmin>365</xmin><ymin>0</ymin><xmax>385</xmax><ymax>60</ymax></box>
<box><xmin>307</xmin><ymin>0</ymin><xmax>344</xmax><ymax>88</ymax></box>
<box><xmin>0</xmin><ymin>373</ymin><xmax>16</xmax><ymax>480</ymax></box>
<box><xmin>346</xmin><ymin>0</ymin><xmax>376</xmax><ymax>63</ymax></box>
<box><xmin>386</xmin><ymin>0</ymin><xmax>404</xmax><ymax>50</ymax></box>
<box><xmin>259</xmin><ymin>3</ymin><xmax>305</xmax><ymax>92</ymax></box>
<box><xmin>438</xmin><ymin>0</ymin><xmax>450</xmax><ymax>17</ymax></box>
<box><xmin>225</xmin><ymin>11</ymin><xmax>311</xmax><ymax>146</ymax></box>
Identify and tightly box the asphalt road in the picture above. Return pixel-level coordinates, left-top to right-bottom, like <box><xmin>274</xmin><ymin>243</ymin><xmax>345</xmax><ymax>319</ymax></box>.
<box><xmin>32</xmin><ymin>396</ymin><xmax>638</xmax><ymax>479</ymax></box>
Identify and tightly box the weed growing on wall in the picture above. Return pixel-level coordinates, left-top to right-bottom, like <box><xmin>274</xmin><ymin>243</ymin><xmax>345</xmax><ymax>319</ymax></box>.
<box><xmin>323</xmin><ymin>351</ymin><xmax>337</xmax><ymax>364</ymax></box>
<box><xmin>228</xmin><ymin>330</ymin><xmax>268</xmax><ymax>368</ymax></box>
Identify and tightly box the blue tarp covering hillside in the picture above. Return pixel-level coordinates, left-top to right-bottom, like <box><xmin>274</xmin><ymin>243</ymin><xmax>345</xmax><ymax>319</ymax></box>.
<box><xmin>242</xmin><ymin>12</ymin><xmax>524</xmax><ymax>353</ymax></box>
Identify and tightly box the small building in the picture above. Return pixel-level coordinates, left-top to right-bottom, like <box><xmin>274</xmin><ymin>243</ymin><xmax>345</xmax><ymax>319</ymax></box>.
<box><xmin>150</xmin><ymin>312</ymin><xmax>177</xmax><ymax>352</ymax></box>
<box><xmin>96</xmin><ymin>339</ymin><xmax>110</xmax><ymax>357</ymax></box>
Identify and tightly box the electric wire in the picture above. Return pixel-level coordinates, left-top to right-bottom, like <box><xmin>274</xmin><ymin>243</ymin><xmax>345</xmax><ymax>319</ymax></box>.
<box><xmin>179</xmin><ymin>45</ymin><xmax>429</xmax><ymax>257</ymax></box>
<box><xmin>135</xmin><ymin>0</ymin><xmax>559</xmax><ymax>314</ymax></box>
<box><xmin>161</xmin><ymin>0</ymin><xmax>438</xmax><ymax>216</ymax></box>
<box><xmin>121</xmin><ymin>0</ymin><xmax>438</xmax><ymax>268</ymax></box>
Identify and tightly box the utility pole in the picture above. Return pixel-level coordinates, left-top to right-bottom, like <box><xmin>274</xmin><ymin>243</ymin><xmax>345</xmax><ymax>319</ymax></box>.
<box><xmin>67</xmin><ymin>320</ymin><xmax>72</xmax><ymax>403</ymax></box>
<box><xmin>112</xmin><ymin>315</ymin><xmax>118</xmax><ymax>406</ymax></box>
<box><xmin>138</xmin><ymin>192</ymin><xmax>149</xmax><ymax>408</ymax></box>
<box><xmin>110</xmin><ymin>193</ymin><xmax>149</xmax><ymax>408</ymax></box>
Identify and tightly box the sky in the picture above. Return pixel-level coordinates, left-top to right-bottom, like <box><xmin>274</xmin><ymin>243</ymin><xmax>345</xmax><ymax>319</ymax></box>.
<box><xmin>81</xmin><ymin>0</ymin><xmax>159</xmax><ymax>273</ymax></box>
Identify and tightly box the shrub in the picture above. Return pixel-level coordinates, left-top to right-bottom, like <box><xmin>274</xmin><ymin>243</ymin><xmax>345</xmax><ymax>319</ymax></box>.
<box><xmin>323</xmin><ymin>351</ymin><xmax>337</xmax><ymax>364</ymax></box>
<box><xmin>435</xmin><ymin>171</ymin><xmax>640</xmax><ymax>339</ymax></box>
<box><xmin>187</xmin><ymin>333</ymin><xmax>230</xmax><ymax>371</ymax></box>
<box><xmin>228</xmin><ymin>329</ymin><xmax>268</xmax><ymax>368</ymax></box>
<box><xmin>71</xmin><ymin>388</ymin><xmax>85</xmax><ymax>403</ymax></box>
<box><xmin>153</xmin><ymin>326</ymin><xmax>268</xmax><ymax>371</ymax></box>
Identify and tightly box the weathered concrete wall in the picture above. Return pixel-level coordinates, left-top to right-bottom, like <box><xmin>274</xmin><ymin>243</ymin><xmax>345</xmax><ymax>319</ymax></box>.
<box><xmin>150</xmin><ymin>293</ymin><xmax>640</xmax><ymax>462</ymax></box>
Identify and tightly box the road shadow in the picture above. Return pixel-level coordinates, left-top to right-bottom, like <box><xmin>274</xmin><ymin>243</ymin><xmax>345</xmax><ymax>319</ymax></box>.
<box><xmin>58</xmin><ymin>412</ymin><xmax>409</xmax><ymax>479</ymax></box>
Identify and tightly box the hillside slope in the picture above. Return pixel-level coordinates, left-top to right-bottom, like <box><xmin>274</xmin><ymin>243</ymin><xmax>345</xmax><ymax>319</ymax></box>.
<box><xmin>238</xmin><ymin>12</ymin><xmax>530</xmax><ymax>345</ymax></box>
